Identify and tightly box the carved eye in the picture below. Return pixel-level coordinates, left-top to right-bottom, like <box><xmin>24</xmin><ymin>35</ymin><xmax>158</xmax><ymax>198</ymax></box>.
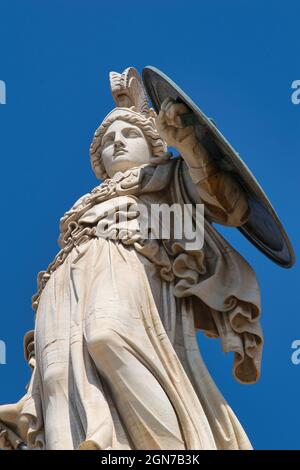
<box><xmin>102</xmin><ymin>134</ymin><xmax>114</xmax><ymax>148</ymax></box>
<box><xmin>124</xmin><ymin>128</ymin><xmax>141</xmax><ymax>138</ymax></box>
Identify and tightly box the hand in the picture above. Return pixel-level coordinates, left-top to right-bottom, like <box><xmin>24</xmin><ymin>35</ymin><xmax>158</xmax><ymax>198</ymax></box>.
<box><xmin>155</xmin><ymin>97</ymin><xmax>197</xmax><ymax>149</ymax></box>
<box><xmin>0</xmin><ymin>398</ymin><xmax>29</xmax><ymax>449</ymax></box>
<box><xmin>0</xmin><ymin>429</ymin><xmax>14</xmax><ymax>450</ymax></box>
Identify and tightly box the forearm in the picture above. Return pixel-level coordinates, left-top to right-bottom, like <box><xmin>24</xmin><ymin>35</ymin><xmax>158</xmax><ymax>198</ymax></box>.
<box><xmin>178</xmin><ymin>133</ymin><xmax>249</xmax><ymax>227</ymax></box>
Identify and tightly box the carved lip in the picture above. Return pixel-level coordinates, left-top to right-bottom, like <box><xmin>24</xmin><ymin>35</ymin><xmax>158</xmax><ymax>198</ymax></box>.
<box><xmin>113</xmin><ymin>149</ymin><xmax>128</xmax><ymax>157</ymax></box>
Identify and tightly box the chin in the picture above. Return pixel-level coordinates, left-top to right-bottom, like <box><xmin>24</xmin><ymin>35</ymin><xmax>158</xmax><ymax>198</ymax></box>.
<box><xmin>111</xmin><ymin>158</ymin><xmax>143</xmax><ymax>174</ymax></box>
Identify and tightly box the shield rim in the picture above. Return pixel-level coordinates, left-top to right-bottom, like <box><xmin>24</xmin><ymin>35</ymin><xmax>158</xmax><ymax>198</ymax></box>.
<box><xmin>142</xmin><ymin>65</ymin><xmax>295</xmax><ymax>268</ymax></box>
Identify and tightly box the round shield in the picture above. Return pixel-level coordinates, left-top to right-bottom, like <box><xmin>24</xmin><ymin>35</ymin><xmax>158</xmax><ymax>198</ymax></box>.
<box><xmin>142</xmin><ymin>66</ymin><xmax>295</xmax><ymax>268</ymax></box>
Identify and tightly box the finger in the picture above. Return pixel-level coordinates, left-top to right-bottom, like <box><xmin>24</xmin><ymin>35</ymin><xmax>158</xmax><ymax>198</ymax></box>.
<box><xmin>173</xmin><ymin>104</ymin><xmax>190</xmax><ymax>128</ymax></box>
<box><xmin>165</xmin><ymin>103</ymin><xmax>179</xmax><ymax>124</ymax></box>
<box><xmin>167</xmin><ymin>102</ymin><xmax>188</xmax><ymax>119</ymax></box>
<box><xmin>161</xmin><ymin>96</ymin><xmax>175</xmax><ymax>111</ymax></box>
<box><xmin>164</xmin><ymin>99</ymin><xmax>176</xmax><ymax>114</ymax></box>
<box><xmin>156</xmin><ymin>109</ymin><xmax>167</xmax><ymax>126</ymax></box>
<box><xmin>160</xmin><ymin>98</ymin><xmax>169</xmax><ymax>111</ymax></box>
<box><xmin>164</xmin><ymin>100</ymin><xmax>180</xmax><ymax>126</ymax></box>
<box><xmin>174</xmin><ymin>115</ymin><xmax>185</xmax><ymax>128</ymax></box>
<box><xmin>166</xmin><ymin>103</ymin><xmax>187</xmax><ymax>128</ymax></box>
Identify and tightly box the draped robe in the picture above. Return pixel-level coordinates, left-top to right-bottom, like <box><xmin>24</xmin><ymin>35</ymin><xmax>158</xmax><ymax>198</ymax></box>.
<box><xmin>21</xmin><ymin>158</ymin><xmax>263</xmax><ymax>450</ymax></box>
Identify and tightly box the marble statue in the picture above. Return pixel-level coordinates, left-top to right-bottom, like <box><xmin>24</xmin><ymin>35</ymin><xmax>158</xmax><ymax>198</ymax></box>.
<box><xmin>0</xmin><ymin>67</ymin><xmax>264</xmax><ymax>450</ymax></box>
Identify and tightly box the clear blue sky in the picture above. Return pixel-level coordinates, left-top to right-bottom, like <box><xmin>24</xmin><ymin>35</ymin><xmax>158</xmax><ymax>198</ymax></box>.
<box><xmin>0</xmin><ymin>0</ymin><xmax>299</xmax><ymax>450</ymax></box>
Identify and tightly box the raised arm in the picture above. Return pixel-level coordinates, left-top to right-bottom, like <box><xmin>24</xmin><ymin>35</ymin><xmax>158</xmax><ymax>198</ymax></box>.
<box><xmin>155</xmin><ymin>98</ymin><xmax>249</xmax><ymax>227</ymax></box>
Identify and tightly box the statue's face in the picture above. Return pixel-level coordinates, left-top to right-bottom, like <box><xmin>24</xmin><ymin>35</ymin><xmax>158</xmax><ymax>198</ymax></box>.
<box><xmin>101</xmin><ymin>120</ymin><xmax>152</xmax><ymax>178</ymax></box>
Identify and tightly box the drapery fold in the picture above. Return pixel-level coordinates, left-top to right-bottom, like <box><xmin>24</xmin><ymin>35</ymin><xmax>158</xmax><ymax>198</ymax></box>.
<box><xmin>22</xmin><ymin>159</ymin><xmax>262</xmax><ymax>449</ymax></box>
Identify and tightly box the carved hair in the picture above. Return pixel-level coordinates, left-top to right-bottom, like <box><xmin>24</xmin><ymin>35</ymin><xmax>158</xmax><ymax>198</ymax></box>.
<box><xmin>90</xmin><ymin>67</ymin><xmax>168</xmax><ymax>180</ymax></box>
<box><xmin>90</xmin><ymin>109</ymin><xmax>167</xmax><ymax>180</ymax></box>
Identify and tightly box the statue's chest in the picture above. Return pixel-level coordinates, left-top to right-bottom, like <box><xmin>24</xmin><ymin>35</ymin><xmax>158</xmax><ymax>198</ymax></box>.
<box><xmin>77</xmin><ymin>192</ymin><xmax>174</xmax><ymax>243</ymax></box>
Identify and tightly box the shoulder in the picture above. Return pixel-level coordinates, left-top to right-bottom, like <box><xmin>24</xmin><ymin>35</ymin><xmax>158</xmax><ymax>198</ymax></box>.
<box><xmin>71</xmin><ymin>193</ymin><xmax>91</xmax><ymax>210</ymax></box>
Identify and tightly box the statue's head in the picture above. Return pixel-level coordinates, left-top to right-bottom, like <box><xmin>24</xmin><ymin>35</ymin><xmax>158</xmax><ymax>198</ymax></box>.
<box><xmin>90</xmin><ymin>68</ymin><xmax>167</xmax><ymax>180</ymax></box>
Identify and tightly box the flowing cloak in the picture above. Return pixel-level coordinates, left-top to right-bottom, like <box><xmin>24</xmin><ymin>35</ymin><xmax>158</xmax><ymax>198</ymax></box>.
<box><xmin>21</xmin><ymin>158</ymin><xmax>263</xmax><ymax>450</ymax></box>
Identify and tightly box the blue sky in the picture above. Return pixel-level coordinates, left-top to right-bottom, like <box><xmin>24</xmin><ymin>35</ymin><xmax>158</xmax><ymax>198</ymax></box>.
<box><xmin>0</xmin><ymin>0</ymin><xmax>299</xmax><ymax>450</ymax></box>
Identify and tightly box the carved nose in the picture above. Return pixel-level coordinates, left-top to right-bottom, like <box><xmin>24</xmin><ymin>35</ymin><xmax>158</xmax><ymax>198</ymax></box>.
<box><xmin>114</xmin><ymin>139</ymin><xmax>125</xmax><ymax>149</ymax></box>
